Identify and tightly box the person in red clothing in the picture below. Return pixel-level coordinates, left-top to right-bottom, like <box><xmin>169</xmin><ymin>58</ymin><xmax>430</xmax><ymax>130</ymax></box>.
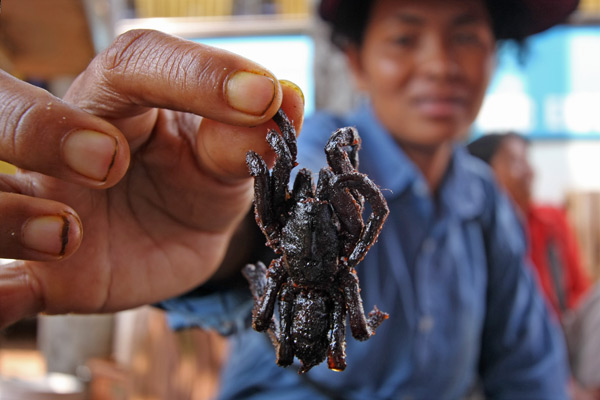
<box><xmin>467</xmin><ymin>132</ymin><xmax>591</xmax><ymax>319</ymax></box>
<box><xmin>468</xmin><ymin>132</ymin><xmax>600</xmax><ymax>398</ymax></box>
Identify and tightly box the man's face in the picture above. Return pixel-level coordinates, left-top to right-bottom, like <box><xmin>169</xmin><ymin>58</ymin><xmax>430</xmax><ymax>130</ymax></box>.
<box><xmin>491</xmin><ymin>136</ymin><xmax>534</xmax><ymax>212</ymax></box>
<box><xmin>346</xmin><ymin>0</ymin><xmax>496</xmax><ymax>150</ymax></box>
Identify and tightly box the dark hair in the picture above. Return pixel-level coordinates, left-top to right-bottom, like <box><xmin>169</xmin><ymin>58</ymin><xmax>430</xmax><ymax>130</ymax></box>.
<box><xmin>327</xmin><ymin>0</ymin><xmax>373</xmax><ymax>50</ymax></box>
<box><xmin>325</xmin><ymin>0</ymin><xmax>531</xmax><ymax>51</ymax></box>
<box><xmin>466</xmin><ymin>132</ymin><xmax>529</xmax><ymax>164</ymax></box>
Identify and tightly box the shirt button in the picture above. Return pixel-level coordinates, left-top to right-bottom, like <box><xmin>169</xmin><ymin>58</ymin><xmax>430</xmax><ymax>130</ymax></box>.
<box><xmin>413</xmin><ymin>180</ymin><xmax>428</xmax><ymax>197</ymax></box>
<box><xmin>422</xmin><ymin>238</ymin><xmax>436</xmax><ymax>253</ymax></box>
<box><xmin>419</xmin><ymin>315</ymin><xmax>435</xmax><ymax>333</ymax></box>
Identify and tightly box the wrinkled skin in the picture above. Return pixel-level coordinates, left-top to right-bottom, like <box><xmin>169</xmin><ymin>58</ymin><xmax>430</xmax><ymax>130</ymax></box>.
<box><xmin>243</xmin><ymin>110</ymin><xmax>389</xmax><ymax>373</ymax></box>
<box><xmin>0</xmin><ymin>29</ymin><xmax>304</xmax><ymax>328</ymax></box>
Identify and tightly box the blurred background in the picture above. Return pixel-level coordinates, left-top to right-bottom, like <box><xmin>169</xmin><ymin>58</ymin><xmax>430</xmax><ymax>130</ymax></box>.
<box><xmin>1</xmin><ymin>0</ymin><xmax>600</xmax><ymax>398</ymax></box>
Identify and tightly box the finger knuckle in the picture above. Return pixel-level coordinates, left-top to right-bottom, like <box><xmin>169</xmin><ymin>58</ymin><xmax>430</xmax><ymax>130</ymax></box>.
<box><xmin>98</xmin><ymin>29</ymin><xmax>207</xmax><ymax>91</ymax></box>
<box><xmin>0</xmin><ymin>89</ymin><xmax>51</xmax><ymax>159</ymax></box>
<box><xmin>99</xmin><ymin>29</ymin><xmax>157</xmax><ymax>74</ymax></box>
<box><xmin>23</xmin><ymin>265</ymin><xmax>46</xmax><ymax>312</ymax></box>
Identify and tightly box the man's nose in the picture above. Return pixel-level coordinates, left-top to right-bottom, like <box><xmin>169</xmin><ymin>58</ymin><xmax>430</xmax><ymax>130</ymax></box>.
<box><xmin>419</xmin><ymin>36</ymin><xmax>460</xmax><ymax>80</ymax></box>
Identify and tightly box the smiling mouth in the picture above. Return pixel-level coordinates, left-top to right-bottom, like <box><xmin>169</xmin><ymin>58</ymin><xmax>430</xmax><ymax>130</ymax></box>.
<box><xmin>413</xmin><ymin>97</ymin><xmax>467</xmax><ymax>118</ymax></box>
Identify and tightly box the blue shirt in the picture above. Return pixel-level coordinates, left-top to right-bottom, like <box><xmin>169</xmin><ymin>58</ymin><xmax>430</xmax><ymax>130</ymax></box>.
<box><xmin>160</xmin><ymin>104</ymin><xmax>569</xmax><ymax>399</ymax></box>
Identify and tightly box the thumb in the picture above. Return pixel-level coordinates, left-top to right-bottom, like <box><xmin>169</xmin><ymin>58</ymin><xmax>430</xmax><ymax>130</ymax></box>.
<box><xmin>0</xmin><ymin>261</ymin><xmax>43</xmax><ymax>328</ymax></box>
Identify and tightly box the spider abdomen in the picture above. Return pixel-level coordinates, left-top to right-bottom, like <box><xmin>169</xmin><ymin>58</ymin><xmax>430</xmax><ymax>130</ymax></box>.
<box><xmin>291</xmin><ymin>290</ymin><xmax>331</xmax><ymax>370</ymax></box>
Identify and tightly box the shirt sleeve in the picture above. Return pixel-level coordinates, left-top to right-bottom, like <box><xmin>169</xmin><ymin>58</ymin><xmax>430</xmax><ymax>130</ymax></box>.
<box><xmin>157</xmin><ymin>287</ymin><xmax>254</xmax><ymax>335</ymax></box>
<box><xmin>479</xmin><ymin>188</ymin><xmax>570</xmax><ymax>399</ymax></box>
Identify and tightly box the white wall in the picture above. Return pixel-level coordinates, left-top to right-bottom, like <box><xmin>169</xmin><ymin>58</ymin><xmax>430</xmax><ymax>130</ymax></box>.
<box><xmin>530</xmin><ymin>140</ymin><xmax>600</xmax><ymax>205</ymax></box>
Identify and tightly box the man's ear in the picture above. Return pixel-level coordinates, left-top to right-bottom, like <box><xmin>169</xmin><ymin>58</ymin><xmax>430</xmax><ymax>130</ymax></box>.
<box><xmin>344</xmin><ymin>45</ymin><xmax>367</xmax><ymax>92</ymax></box>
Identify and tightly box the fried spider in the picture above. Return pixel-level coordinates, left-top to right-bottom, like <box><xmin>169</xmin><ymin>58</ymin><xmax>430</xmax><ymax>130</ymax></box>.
<box><xmin>243</xmin><ymin>109</ymin><xmax>389</xmax><ymax>374</ymax></box>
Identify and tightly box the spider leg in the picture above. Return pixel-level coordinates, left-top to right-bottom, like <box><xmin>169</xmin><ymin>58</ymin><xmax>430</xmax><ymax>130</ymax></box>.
<box><xmin>334</xmin><ymin>172</ymin><xmax>389</xmax><ymax>268</ymax></box>
<box><xmin>341</xmin><ymin>268</ymin><xmax>388</xmax><ymax>341</ymax></box>
<box><xmin>245</xmin><ymin>109</ymin><xmax>298</xmax><ymax>251</ymax></box>
<box><xmin>242</xmin><ymin>261</ymin><xmax>268</xmax><ymax>300</ymax></box>
<box><xmin>246</xmin><ymin>151</ymin><xmax>280</xmax><ymax>249</ymax></box>
<box><xmin>247</xmin><ymin>258</ymin><xmax>288</xmax><ymax>333</ymax></box>
<box><xmin>272</xmin><ymin>108</ymin><xmax>297</xmax><ymax>161</ymax></box>
<box><xmin>366</xmin><ymin>305</ymin><xmax>389</xmax><ymax>332</ymax></box>
<box><xmin>327</xmin><ymin>289</ymin><xmax>347</xmax><ymax>371</ymax></box>
<box><xmin>317</xmin><ymin>168</ymin><xmax>363</xmax><ymax>259</ymax></box>
<box><xmin>315</xmin><ymin>167</ymin><xmax>333</xmax><ymax>198</ymax></box>
<box><xmin>242</xmin><ymin>262</ymin><xmax>281</xmax><ymax>345</ymax></box>
<box><xmin>277</xmin><ymin>283</ymin><xmax>295</xmax><ymax>367</ymax></box>
<box><xmin>325</xmin><ymin>126</ymin><xmax>365</xmax><ymax>209</ymax></box>
<box><xmin>266</xmin><ymin>129</ymin><xmax>295</xmax><ymax>224</ymax></box>
<box><xmin>268</xmin><ymin>109</ymin><xmax>298</xmax><ymax>226</ymax></box>
<box><xmin>291</xmin><ymin>168</ymin><xmax>314</xmax><ymax>202</ymax></box>
<box><xmin>325</xmin><ymin>126</ymin><xmax>361</xmax><ymax>174</ymax></box>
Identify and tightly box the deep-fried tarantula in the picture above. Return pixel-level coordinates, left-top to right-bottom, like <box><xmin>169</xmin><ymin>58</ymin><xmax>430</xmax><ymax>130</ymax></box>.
<box><xmin>242</xmin><ymin>109</ymin><xmax>389</xmax><ymax>374</ymax></box>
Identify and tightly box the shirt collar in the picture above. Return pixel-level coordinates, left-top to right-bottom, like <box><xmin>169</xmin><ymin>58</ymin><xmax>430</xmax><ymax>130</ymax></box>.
<box><xmin>350</xmin><ymin>103</ymin><xmax>422</xmax><ymax>198</ymax></box>
<box><xmin>351</xmin><ymin>103</ymin><xmax>485</xmax><ymax>220</ymax></box>
<box><xmin>440</xmin><ymin>146</ymin><xmax>487</xmax><ymax>220</ymax></box>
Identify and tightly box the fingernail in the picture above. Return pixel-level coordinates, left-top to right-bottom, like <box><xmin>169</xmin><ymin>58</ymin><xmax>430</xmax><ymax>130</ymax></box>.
<box><xmin>22</xmin><ymin>215</ymin><xmax>70</xmax><ymax>256</ymax></box>
<box><xmin>225</xmin><ymin>71</ymin><xmax>277</xmax><ymax>116</ymax></box>
<box><xmin>280</xmin><ymin>80</ymin><xmax>305</xmax><ymax>106</ymax></box>
<box><xmin>63</xmin><ymin>130</ymin><xmax>117</xmax><ymax>182</ymax></box>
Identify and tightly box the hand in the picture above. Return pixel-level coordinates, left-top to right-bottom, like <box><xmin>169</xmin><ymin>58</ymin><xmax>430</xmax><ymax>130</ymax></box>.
<box><xmin>0</xmin><ymin>29</ymin><xmax>305</xmax><ymax>328</ymax></box>
<box><xmin>570</xmin><ymin>380</ymin><xmax>600</xmax><ymax>400</ymax></box>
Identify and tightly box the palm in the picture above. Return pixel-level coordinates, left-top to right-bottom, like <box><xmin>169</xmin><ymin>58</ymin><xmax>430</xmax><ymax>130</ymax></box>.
<box><xmin>26</xmin><ymin>108</ymin><xmax>252</xmax><ymax>314</ymax></box>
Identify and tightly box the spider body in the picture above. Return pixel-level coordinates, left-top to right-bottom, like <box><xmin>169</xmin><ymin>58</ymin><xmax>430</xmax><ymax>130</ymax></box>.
<box><xmin>243</xmin><ymin>109</ymin><xmax>389</xmax><ymax>374</ymax></box>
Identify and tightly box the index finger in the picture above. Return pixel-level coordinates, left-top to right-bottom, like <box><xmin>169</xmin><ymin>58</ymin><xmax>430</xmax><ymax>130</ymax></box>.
<box><xmin>0</xmin><ymin>70</ymin><xmax>130</xmax><ymax>187</ymax></box>
<box><xmin>65</xmin><ymin>29</ymin><xmax>283</xmax><ymax>127</ymax></box>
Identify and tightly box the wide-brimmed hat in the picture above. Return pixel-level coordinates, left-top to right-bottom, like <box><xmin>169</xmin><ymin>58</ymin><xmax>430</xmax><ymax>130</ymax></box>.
<box><xmin>319</xmin><ymin>0</ymin><xmax>580</xmax><ymax>39</ymax></box>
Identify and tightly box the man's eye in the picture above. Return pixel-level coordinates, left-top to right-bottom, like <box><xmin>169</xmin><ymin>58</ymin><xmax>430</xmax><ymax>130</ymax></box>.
<box><xmin>393</xmin><ymin>35</ymin><xmax>416</xmax><ymax>47</ymax></box>
<box><xmin>453</xmin><ymin>32</ymin><xmax>480</xmax><ymax>45</ymax></box>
